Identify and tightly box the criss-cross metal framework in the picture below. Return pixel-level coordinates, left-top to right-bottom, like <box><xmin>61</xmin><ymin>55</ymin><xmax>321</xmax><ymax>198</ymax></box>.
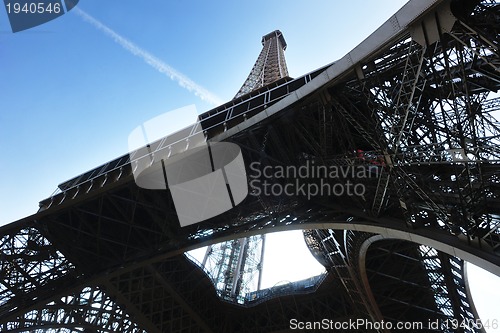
<box><xmin>200</xmin><ymin>30</ymin><xmax>292</xmax><ymax>305</ymax></box>
<box><xmin>1</xmin><ymin>0</ymin><xmax>499</xmax><ymax>331</ymax></box>
<box><xmin>234</xmin><ymin>30</ymin><xmax>289</xmax><ymax>98</ymax></box>
<box><xmin>304</xmin><ymin>229</ymin><xmax>483</xmax><ymax>332</ymax></box>
<box><xmin>198</xmin><ymin>235</ymin><xmax>266</xmax><ymax>304</ymax></box>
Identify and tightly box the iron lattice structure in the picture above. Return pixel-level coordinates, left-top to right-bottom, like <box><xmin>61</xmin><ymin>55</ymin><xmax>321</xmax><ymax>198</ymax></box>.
<box><xmin>234</xmin><ymin>30</ymin><xmax>289</xmax><ymax>98</ymax></box>
<box><xmin>304</xmin><ymin>229</ymin><xmax>482</xmax><ymax>331</ymax></box>
<box><xmin>0</xmin><ymin>0</ymin><xmax>499</xmax><ymax>331</ymax></box>
<box><xmin>198</xmin><ymin>30</ymin><xmax>290</xmax><ymax>305</ymax></box>
<box><xmin>198</xmin><ymin>235</ymin><xmax>266</xmax><ymax>304</ymax></box>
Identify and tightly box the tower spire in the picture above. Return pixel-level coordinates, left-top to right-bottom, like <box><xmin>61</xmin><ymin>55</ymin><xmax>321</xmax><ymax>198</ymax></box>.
<box><xmin>194</xmin><ymin>31</ymin><xmax>290</xmax><ymax>302</ymax></box>
<box><xmin>234</xmin><ymin>30</ymin><xmax>289</xmax><ymax>98</ymax></box>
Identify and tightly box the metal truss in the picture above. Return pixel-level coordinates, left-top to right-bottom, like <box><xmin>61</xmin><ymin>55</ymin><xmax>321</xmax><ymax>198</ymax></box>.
<box><xmin>1</xmin><ymin>285</ymin><xmax>147</xmax><ymax>333</ymax></box>
<box><xmin>234</xmin><ymin>30</ymin><xmax>289</xmax><ymax>98</ymax></box>
<box><xmin>0</xmin><ymin>225</ymin><xmax>76</xmax><ymax>321</ymax></box>
<box><xmin>325</xmin><ymin>0</ymin><xmax>500</xmax><ymax>248</ymax></box>
<box><xmin>196</xmin><ymin>235</ymin><xmax>265</xmax><ymax>304</ymax></box>
<box><xmin>305</xmin><ymin>229</ymin><xmax>484</xmax><ymax>332</ymax></box>
<box><xmin>303</xmin><ymin>229</ymin><xmax>381</xmax><ymax>322</ymax></box>
<box><xmin>0</xmin><ymin>0</ymin><xmax>499</xmax><ymax>331</ymax></box>
<box><xmin>365</xmin><ymin>240</ymin><xmax>483</xmax><ymax>333</ymax></box>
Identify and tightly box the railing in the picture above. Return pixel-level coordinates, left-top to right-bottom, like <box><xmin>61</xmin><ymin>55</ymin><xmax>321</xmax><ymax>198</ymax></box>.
<box><xmin>40</xmin><ymin>66</ymin><xmax>328</xmax><ymax>210</ymax></box>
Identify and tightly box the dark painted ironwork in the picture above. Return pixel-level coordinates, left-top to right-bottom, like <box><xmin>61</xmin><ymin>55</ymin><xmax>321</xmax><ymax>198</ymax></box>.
<box><xmin>0</xmin><ymin>0</ymin><xmax>499</xmax><ymax>331</ymax></box>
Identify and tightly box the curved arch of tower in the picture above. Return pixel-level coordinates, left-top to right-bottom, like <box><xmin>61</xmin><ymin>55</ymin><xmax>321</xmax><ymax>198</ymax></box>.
<box><xmin>234</xmin><ymin>30</ymin><xmax>289</xmax><ymax>99</ymax></box>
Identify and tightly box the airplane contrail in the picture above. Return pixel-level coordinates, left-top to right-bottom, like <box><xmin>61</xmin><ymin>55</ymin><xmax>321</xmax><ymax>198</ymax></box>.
<box><xmin>73</xmin><ymin>7</ymin><xmax>224</xmax><ymax>106</ymax></box>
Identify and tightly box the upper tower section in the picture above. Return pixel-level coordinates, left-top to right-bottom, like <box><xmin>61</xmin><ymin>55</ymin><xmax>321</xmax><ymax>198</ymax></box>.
<box><xmin>234</xmin><ymin>30</ymin><xmax>289</xmax><ymax>98</ymax></box>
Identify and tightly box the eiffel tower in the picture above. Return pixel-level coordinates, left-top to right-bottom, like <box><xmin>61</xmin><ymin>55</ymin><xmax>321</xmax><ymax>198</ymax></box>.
<box><xmin>197</xmin><ymin>29</ymin><xmax>289</xmax><ymax>305</ymax></box>
<box><xmin>1</xmin><ymin>0</ymin><xmax>500</xmax><ymax>332</ymax></box>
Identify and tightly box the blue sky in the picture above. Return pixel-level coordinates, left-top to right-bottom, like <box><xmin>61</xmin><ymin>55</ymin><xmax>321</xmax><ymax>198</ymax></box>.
<box><xmin>1</xmin><ymin>1</ymin><xmax>498</xmax><ymax>330</ymax></box>
<box><xmin>0</xmin><ymin>0</ymin><xmax>409</xmax><ymax>224</ymax></box>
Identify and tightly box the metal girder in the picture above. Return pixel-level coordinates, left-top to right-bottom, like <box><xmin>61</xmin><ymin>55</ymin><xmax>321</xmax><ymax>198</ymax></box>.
<box><xmin>0</xmin><ymin>284</ymin><xmax>147</xmax><ymax>333</ymax></box>
<box><xmin>305</xmin><ymin>230</ymin><xmax>484</xmax><ymax>332</ymax></box>
<box><xmin>234</xmin><ymin>30</ymin><xmax>289</xmax><ymax>99</ymax></box>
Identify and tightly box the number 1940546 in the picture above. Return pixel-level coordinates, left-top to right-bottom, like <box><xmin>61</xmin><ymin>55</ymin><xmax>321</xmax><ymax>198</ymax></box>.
<box><xmin>6</xmin><ymin>2</ymin><xmax>61</xmax><ymax>14</ymax></box>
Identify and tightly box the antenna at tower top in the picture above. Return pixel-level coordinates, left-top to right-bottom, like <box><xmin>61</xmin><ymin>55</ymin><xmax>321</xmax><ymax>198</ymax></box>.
<box><xmin>234</xmin><ymin>30</ymin><xmax>289</xmax><ymax>99</ymax></box>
